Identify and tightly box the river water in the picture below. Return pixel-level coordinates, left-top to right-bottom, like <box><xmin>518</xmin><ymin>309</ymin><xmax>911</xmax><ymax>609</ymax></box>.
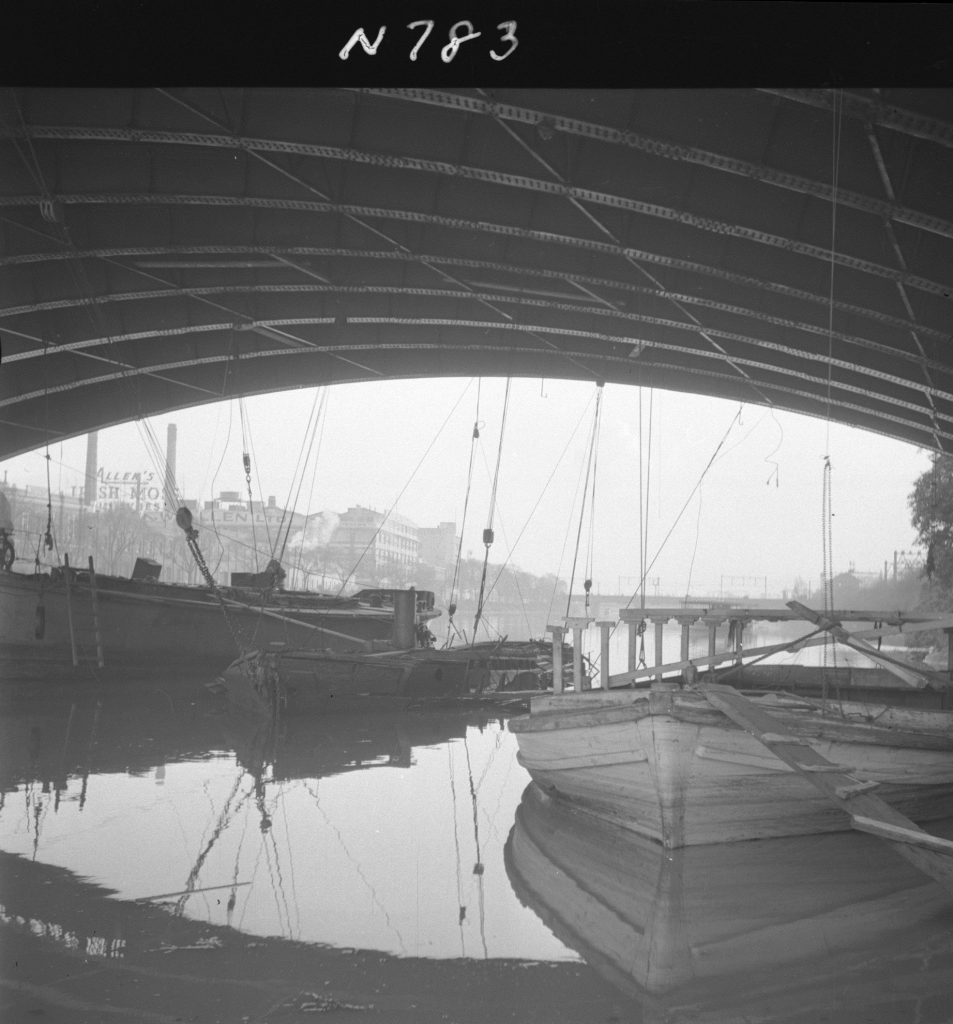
<box><xmin>1</xmin><ymin>671</ymin><xmax>952</xmax><ymax>1023</ymax></box>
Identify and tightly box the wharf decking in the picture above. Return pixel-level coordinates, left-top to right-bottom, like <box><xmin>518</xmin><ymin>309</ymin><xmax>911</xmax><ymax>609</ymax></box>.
<box><xmin>543</xmin><ymin>605</ymin><xmax>953</xmax><ymax>699</ymax></box>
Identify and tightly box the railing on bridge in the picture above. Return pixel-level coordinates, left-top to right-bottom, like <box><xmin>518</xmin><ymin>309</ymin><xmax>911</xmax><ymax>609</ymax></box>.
<box><xmin>546</xmin><ymin>606</ymin><xmax>952</xmax><ymax>695</ymax></box>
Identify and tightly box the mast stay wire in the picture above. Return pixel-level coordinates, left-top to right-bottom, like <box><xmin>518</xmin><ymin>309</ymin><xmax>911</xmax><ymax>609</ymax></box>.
<box><xmin>273</xmin><ymin>386</ymin><xmax>329</xmax><ymax>570</ymax></box>
<box><xmin>487</xmin><ymin>392</ymin><xmax>595</xmax><ymax>621</ymax></box>
<box><xmin>590</xmin><ymin>404</ymin><xmax>746</xmax><ymax>673</ymax></box>
<box><xmin>472</xmin><ymin>378</ymin><xmax>512</xmax><ymax>641</ymax></box>
<box><xmin>639</xmin><ymin>387</ymin><xmax>654</xmax><ymax>612</ymax></box>
<box><xmin>683</xmin><ymin>484</ymin><xmax>704</xmax><ymax>604</ymax></box>
<box><xmin>546</xmin><ymin>395</ymin><xmax>600</xmax><ymax>630</ymax></box>
<box><xmin>584</xmin><ymin>387</ymin><xmax>603</xmax><ymax>607</ymax></box>
<box><xmin>445</xmin><ymin>379</ymin><xmax>483</xmax><ymax>648</ymax></box>
<box><xmin>238</xmin><ymin>398</ymin><xmax>261</xmax><ymax>571</ymax></box>
<box><xmin>564</xmin><ymin>383</ymin><xmax>604</xmax><ymax>620</ymax></box>
<box><xmin>202</xmin><ymin>400</ymin><xmax>238</xmax><ymax>581</ymax></box>
<box><xmin>335</xmin><ymin>379</ymin><xmax>474</xmax><ymax>596</ymax></box>
<box><xmin>821</xmin><ymin>89</ymin><xmax>844</xmax><ymax>691</ymax></box>
<box><xmin>291</xmin><ymin>392</ymin><xmax>331</xmax><ymax>590</ymax></box>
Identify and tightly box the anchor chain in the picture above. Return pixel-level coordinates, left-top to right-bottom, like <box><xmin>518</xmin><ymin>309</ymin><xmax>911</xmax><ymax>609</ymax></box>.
<box><xmin>176</xmin><ymin>507</ymin><xmax>249</xmax><ymax>657</ymax></box>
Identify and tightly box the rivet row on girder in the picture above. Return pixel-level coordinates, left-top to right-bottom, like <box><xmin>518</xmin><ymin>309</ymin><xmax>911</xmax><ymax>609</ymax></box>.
<box><xmin>358</xmin><ymin>89</ymin><xmax>953</xmax><ymax>238</ymax></box>
<box><xmin>1</xmin><ymin>280</ymin><xmax>945</xmax><ymax>376</ymax></box>
<box><xmin>761</xmin><ymin>89</ymin><xmax>953</xmax><ymax>149</ymax></box>
<box><xmin>24</xmin><ymin>122</ymin><xmax>953</xmax><ymax>245</ymax></box>
<box><xmin>5</xmin><ymin>281</ymin><xmax>949</xmax><ymax>377</ymax></box>
<box><xmin>9</xmin><ymin>337</ymin><xmax>953</xmax><ymax>450</ymax></box>
<box><xmin>11</xmin><ymin>311</ymin><xmax>945</xmax><ymax>415</ymax></box>
<box><xmin>3</xmin><ymin>242</ymin><xmax>950</xmax><ymax>354</ymax></box>
<box><xmin>9</xmin><ymin>278</ymin><xmax>953</xmax><ymax>389</ymax></box>
<box><xmin>7</xmin><ymin>190</ymin><xmax>950</xmax><ymax>300</ymax></box>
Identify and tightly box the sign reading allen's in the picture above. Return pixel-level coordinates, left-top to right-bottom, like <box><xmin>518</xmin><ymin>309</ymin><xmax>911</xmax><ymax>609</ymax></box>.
<box><xmin>96</xmin><ymin>468</ymin><xmax>163</xmax><ymax>511</ymax></box>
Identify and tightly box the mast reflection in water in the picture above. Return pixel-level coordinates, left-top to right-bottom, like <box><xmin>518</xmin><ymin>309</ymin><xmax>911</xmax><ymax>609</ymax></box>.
<box><xmin>3</xmin><ymin>681</ymin><xmax>953</xmax><ymax>1022</ymax></box>
<box><xmin>0</xmin><ymin>687</ymin><xmax>568</xmax><ymax>961</ymax></box>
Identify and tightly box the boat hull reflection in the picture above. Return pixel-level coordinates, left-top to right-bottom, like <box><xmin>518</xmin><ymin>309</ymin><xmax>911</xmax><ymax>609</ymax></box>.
<box><xmin>505</xmin><ymin>781</ymin><xmax>953</xmax><ymax>1021</ymax></box>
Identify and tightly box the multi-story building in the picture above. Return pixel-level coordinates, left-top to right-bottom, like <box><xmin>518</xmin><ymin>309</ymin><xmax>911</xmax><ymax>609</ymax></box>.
<box><xmin>326</xmin><ymin>505</ymin><xmax>420</xmax><ymax>576</ymax></box>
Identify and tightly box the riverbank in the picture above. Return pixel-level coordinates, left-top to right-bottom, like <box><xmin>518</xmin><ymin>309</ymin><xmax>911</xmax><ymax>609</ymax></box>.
<box><xmin>0</xmin><ymin>852</ymin><xmax>630</xmax><ymax>1024</ymax></box>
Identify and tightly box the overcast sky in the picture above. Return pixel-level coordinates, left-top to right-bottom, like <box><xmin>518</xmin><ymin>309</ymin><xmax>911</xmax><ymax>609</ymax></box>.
<box><xmin>0</xmin><ymin>377</ymin><xmax>930</xmax><ymax>598</ymax></box>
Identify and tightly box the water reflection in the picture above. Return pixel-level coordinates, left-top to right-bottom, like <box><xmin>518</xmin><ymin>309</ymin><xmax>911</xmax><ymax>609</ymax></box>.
<box><xmin>506</xmin><ymin>782</ymin><xmax>953</xmax><ymax>1022</ymax></box>
<box><xmin>0</xmin><ymin>682</ymin><xmax>567</xmax><ymax>961</ymax></box>
<box><xmin>3</xmin><ymin>679</ymin><xmax>953</xmax><ymax>1022</ymax></box>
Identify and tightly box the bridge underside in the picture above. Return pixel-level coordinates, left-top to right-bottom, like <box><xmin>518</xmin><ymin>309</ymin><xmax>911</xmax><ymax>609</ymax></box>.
<box><xmin>2</xmin><ymin>87</ymin><xmax>952</xmax><ymax>459</ymax></box>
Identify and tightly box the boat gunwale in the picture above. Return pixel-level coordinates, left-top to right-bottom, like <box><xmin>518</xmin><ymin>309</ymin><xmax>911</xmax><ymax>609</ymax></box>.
<box><xmin>509</xmin><ymin>688</ymin><xmax>953</xmax><ymax>749</ymax></box>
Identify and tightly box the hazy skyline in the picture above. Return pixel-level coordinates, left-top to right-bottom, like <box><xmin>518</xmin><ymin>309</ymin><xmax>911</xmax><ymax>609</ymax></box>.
<box><xmin>0</xmin><ymin>377</ymin><xmax>930</xmax><ymax>599</ymax></box>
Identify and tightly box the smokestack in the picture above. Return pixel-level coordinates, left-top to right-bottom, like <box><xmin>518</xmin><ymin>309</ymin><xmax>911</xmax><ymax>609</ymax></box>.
<box><xmin>84</xmin><ymin>431</ymin><xmax>98</xmax><ymax>508</ymax></box>
<box><xmin>164</xmin><ymin>424</ymin><xmax>177</xmax><ymax>506</ymax></box>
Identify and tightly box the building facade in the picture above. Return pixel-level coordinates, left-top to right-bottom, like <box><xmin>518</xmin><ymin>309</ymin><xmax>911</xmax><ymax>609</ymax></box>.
<box><xmin>326</xmin><ymin>505</ymin><xmax>420</xmax><ymax>576</ymax></box>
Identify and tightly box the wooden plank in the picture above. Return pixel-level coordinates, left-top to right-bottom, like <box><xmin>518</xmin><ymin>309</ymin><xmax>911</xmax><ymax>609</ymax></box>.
<box><xmin>700</xmin><ymin>682</ymin><xmax>953</xmax><ymax>894</ymax></box>
<box><xmin>851</xmin><ymin>815</ymin><xmax>953</xmax><ymax>855</ymax></box>
<box><xmin>787</xmin><ymin>601</ymin><xmax>945</xmax><ymax>689</ymax></box>
<box><xmin>219</xmin><ymin>597</ymin><xmax>374</xmax><ymax>649</ymax></box>
<box><xmin>609</xmin><ymin>634</ymin><xmax>822</xmax><ymax>687</ymax></box>
<box><xmin>608</xmin><ymin>617</ymin><xmax>950</xmax><ymax>689</ymax></box>
<box><xmin>619</xmin><ymin>607</ymin><xmax>949</xmax><ymax>625</ymax></box>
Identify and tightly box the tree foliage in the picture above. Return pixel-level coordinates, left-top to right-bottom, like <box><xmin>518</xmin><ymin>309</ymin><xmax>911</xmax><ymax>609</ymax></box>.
<box><xmin>908</xmin><ymin>454</ymin><xmax>953</xmax><ymax>592</ymax></box>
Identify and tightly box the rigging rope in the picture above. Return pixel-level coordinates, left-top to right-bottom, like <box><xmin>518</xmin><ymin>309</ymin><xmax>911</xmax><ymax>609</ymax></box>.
<box><xmin>825</xmin><ymin>88</ymin><xmax>844</xmax><ymax>456</ymax></box>
<box><xmin>488</xmin><ymin>394</ymin><xmax>593</xmax><ymax>625</ymax></box>
<box><xmin>175</xmin><ymin>506</ymin><xmax>250</xmax><ymax>654</ymax></box>
<box><xmin>588</xmin><ymin>406</ymin><xmax>743</xmax><ymax>676</ymax></box>
<box><xmin>820</xmin><ymin>88</ymin><xmax>843</xmax><ymax>699</ymax></box>
<box><xmin>683</xmin><ymin>483</ymin><xmax>703</xmax><ymax>603</ymax></box>
<box><xmin>273</xmin><ymin>387</ymin><xmax>328</xmax><ymax>571</ymax></box>
<box><xmin>446</xmin><ymin>380</ymin><xmax>482</xmax><ymax>647</ymax></box>
<box><xmin>821</xmin><ymin>455</ymin><xmax>837</xmax><ymax>690</ymax></box>
<box><xmin>239</xmin><ymin>399</ymin><xmax>260</xmax><ymax>571</ymax></box>
<box><xmin>639</xmin><ymin>387</ymin><xmax>654</xmax><ymax>611</ymax></box>
<box><xmin>473</xmin><ymin>378</ymin><xmax>511</xmax><ymax>640</ymax></box>
<box><xmin>290</xmin><ymin>392</ymin><xmax>330</xmax><ymax>590</ymax></box>
<box><xmin>618</xmin><ymin>406</ymin><xmax>744</xmax><ymax>622</ymax></box>
<box><xmin>336</xmin><ymin>379</ymin><xmax>473</xmax><ymax>595</ymax></box>
<box><xmin>565</xmin><ymin>383</ymin><xmax>604</xmax><ymax>620</ymax></box>
<box><xmin>584</xmin><ymin>387</ymin><xmax>603</xmax><ymax>610</ymax></box>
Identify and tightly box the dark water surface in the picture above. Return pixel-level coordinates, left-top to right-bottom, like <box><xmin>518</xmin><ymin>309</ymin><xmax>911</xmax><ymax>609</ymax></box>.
<box><xmin>2</xmin><ymin>675</ymin><xmax>953</xmax><ymax>1023</ymax></box>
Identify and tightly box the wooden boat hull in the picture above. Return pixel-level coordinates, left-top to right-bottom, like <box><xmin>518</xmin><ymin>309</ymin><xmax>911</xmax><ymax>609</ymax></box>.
<box><xmin>508</xmin><ymin>688</ymin><xmax>953</xmax><ymax>846</ymax></box>
<box><xmin>505</xmin><ymin>781</ymin><xmax>953</xmax><ymax>1017</ymax></box>
<box><xmin>215</xmin><ymin>642</ymin><xmax>555</xmax><ymax>714</ymax></box>
<box><xmin>0</xmin><ymin>569</ymin><xmax>426</xmax><ymax>678</ymax></box>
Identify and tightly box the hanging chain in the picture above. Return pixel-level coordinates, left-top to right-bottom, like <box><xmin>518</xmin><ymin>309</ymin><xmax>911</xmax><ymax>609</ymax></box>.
<box><xmin>636</xmin><ymin>617</ymin><xmax>647</xmax><ymax>669</ymax></box>
<box><xmin>176</xmin><ymin>507</ymin><xmax>249</xmax><ymax>656</ymax></box>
